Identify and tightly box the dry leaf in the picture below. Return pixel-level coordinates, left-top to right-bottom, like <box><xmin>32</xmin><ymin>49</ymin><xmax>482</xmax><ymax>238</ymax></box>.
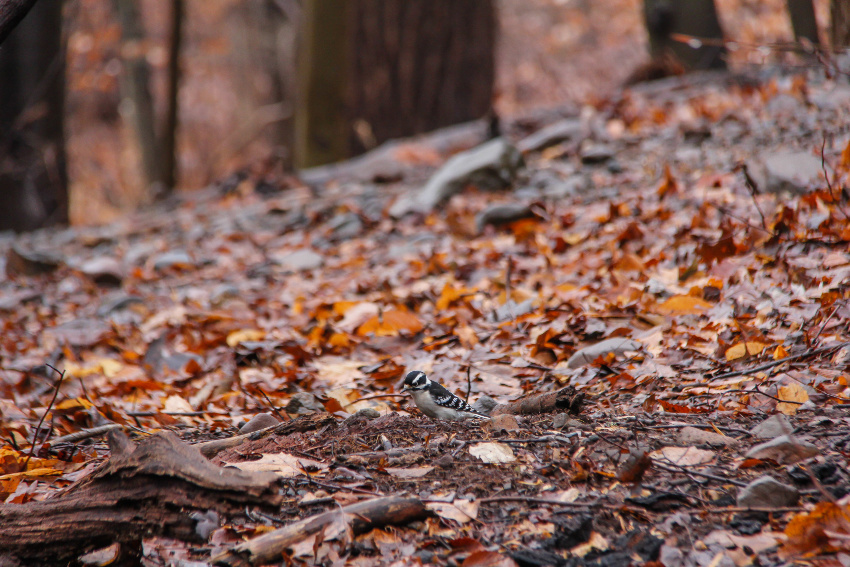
<box><xmin>776</xmin><ymin>382</ymin><xmax>809</xmax><ymax>415</ymax></box>
<box><xmin>469</xmin><ymin>442</ymin><xmax>516</xmax><ymax>464</ymax></box>
<box><xmin>226</xmin><ymin>453</ymin><xmax>327</xmax><ymax>477</ymax></box>
<box><xmin>462</xmin><ymin>551</ymin><xmax>519</xmax><ymax>567</ymax></box>
<box><xmin>650</xmin><ymin>446</ymin><xmax>715</xmax><ymax>466</ymax></box>
<box><xmin>656</xmin><ymin>295</ymin><xmax>713</xmax><ymax>315</ymax></box>
<box><xmin>226</xmin><ymin>328</ymin><xmax>266</xmax><ymax>347</ymax></box>
<box><xmin>356</xmin><ymin>309</ymin><xmax>424</xmax><ymax>336</ymax></box>
<box><xmin>725</xmin><ymin>341</ymin><xmax>771</xmax><ymax>361</ymax></box>
<box><xmin>426</xmin><ymin>499</ymin><xmax>479</xmax><ymax>523</ymax></box>
<box><xmin>782</xmin><ymin>500</ymin><xmax>850</xmax><ymax>557</ymax></box>
<box><xmin>384</xmin><ymin>466</ymin><xmax>434</xmax><ymax>479</ymax></box>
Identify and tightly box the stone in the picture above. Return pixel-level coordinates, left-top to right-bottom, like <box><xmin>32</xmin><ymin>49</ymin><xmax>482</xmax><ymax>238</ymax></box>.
<box><xmin>736</xmin><ymin>475</ymin><xmax>799</xmax><ymax>508</ymax></box>
<box><xmin>474</xmin><ymin>203</ymin><xmax>535</xmax><ymax>233</ymax></box>
<box><xmin>485</xmin><ymin>414</ymin><xmax>519</xmax><ymax>432</ymax></box>
<box><xmin>553</xmin><ymin>413</ymin><xmax>584</xmax><ymax>430</ymax></box>
<box><xmin>239</xmin><ymin>412</ymin><xmax>280</xmax><ymax>434</ymax></box>
<box><xmin>745</xmin><ymin>434</ymin><xmax>819</xmax><ymax>464</ymax></box>
<box><xmin>285</xmin><ymin>392</ymin><xmax>324</xmax><ymax>414</ymax></box>
<box><xmin>750</xmin><ymin>414</ymin><xmax>794</xmax><ymax>439</ymax></box>
<box><xmin>273</xmin><ymin>248</ymin><xmax>324</xmax><ymax>272</ymax></box>
<box><xmin>677</xmin><ymin>426</ymin><xmax>739</xmax><ymax>447</ymax></box>
<box><xmin>472</xmin><ymin>395</ymin><xmax>498</xmax><ymax>414</ymax></box>
<box><xmin>78</xmin><ymin>256</ymin><xmax>124</xmax><ymax>286</ymax></box>
<box><xmin>152</xmin><ymin>250</ymin><xmax>194</xmax><ymax>271</ymax></box>
<box><xmin>750</xmin><ymin>150</ymin><xmax>823</xmax><ymax>194</ymax></box>
<box><xmin>516</xmin><ymin>118</ymin><xmax>584</xmax><ymax>153</ymax></box>
<box><xmin>389</xmin><ymin>137</ymin><xmax>523</xmax><ymax>217</ymax></box>
<box><xmin>579</xmin><ymin>143</ymin><xmax>615</xmax><ymax>164</ymax></box>
<box><xmin>6</xmin><ymin>245</ymin><xmax>62</xmax><ymax>276</ymax></box>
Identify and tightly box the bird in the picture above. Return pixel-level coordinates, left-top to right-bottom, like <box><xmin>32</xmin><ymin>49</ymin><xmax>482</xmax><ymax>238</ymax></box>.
<box><xmin>400</xmin><ymin>370</ymin><xmax>490</xmax><ymax>421</ymax></box>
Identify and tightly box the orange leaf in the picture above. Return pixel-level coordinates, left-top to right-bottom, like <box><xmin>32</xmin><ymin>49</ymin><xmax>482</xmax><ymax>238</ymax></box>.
<box><xmin>782</xmin><ymin>501</ymin><xmax>850</xmax><ymax>557</ymax></box>
<box><xmin>659</xmin><ymin>400</ymin><xmax>710</xmax><ymax>414</ymax></box>
<box><xmin>356</xmin><ymin>310</ymin><xmax>424</xmax><ymax>336</ymax></box>
<box><xmin>725</xmin><ymin>341</ymin><xmax>770</xmax><ymax>361</ymax></box>
<box><xmin>462</xmin><ymin>551</ymin><xmax>518</xmax><ymax>567</ymax></box>
<box><xmin>841</xmin><ymin>139</ymin><xmax>850</xmax><ymax>169</ymax></box>
<box><xmin>656</xmin><ymin>295</ymin><xmax>713</xmax><ymax>315</ymax></box>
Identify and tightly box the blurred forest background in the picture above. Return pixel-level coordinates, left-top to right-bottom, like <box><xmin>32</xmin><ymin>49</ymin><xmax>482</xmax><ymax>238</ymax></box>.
<box><xmin>0</xmin><ymin>0</ymin><xmax>841</xmax><ymax>230</ymax></box>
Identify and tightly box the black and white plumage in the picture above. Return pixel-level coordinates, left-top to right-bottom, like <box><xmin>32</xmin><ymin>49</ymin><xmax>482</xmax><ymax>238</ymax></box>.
<box><xmin>400</xmin><ymin>370</ymin><xmax>490</xmax><ymax>421</ymax></box>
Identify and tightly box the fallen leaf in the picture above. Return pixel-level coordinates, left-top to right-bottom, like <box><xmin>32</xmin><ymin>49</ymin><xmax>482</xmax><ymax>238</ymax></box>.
<box><xmin>384</xmin><ymin>466</ymin><xmax>434</xmax><ymax>479</ymax></box>
<box><xmin>776</xmin><ymin>382</ymin><xmax>809</xmax><ymax>415</ymax></box>
<box><xmin>725</xmin><ymin>341</ymin><xmax>771</xmax><ymax>361</ymax></box>
<box><xmin>226</xmin><ymin>328</ymin><xmax>266</xmax><ymax>347</ymax></box>
<box><xmin>656</xmin><ymin>295</ymin><xmax>713</xmax><ymax>315</ymax></box>
<box><xmin>225</xmin><ymin>453</ymin><xmax>327</xmax><ymax>477</ymax></box>
<box><xmin>650</xmin><ymin>446</ymin><xmax>715</xmax><ymax>466</ymax></box>
<box><xmin>426</xmin><ymin>499</ymin><xmax>479</xmax><ymax>523</ymax></box>
<box><xmin>462</xmin><ymin>551</ymin><xmax>519</xmax><ymax>567</ymax></box>
<box><xmin>356</xmin><ymin>309</ymin><xmax>424</xmax><ymax>336</ymax></box>
<box><xmin>782</xmin><ymin>500</ymin><xmax>850</xmax><ymax>557</ymax></box>
<box><xmin>469</xmin><ymin>442</ymin><xmax>516</xmax><ymax>464</ymax></box>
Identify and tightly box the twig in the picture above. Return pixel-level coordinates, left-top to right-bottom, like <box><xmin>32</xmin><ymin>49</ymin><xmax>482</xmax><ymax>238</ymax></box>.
<box><xmin>25</xmin><ymin>365</ymin><xmax>66</xmax><ymax>467</ymax></box>
<box><xmin>738</xmin><ymin>163</ymin><xmax>769</xmax><ymax>232</ymax></box>
<box><xmin>254</xmin><ymin>385</ymin><xmax>290</xmax><ymax>422</ymax></box>
<box><xmin>46</xmin><ymin>424</ymin><xmax>124</xmax><ymax>446</ymax></box>
<box><xmin>709</xmin><ymin>341</ymin><xmax>850</xmax><ymax>381</ymax></box>
<box><xmin>465</xmin><ymin>365</ymin><xmax>472</xmax><ymax>403</ymax></box>
<box><xmin>821</xmin><ymin>137</ymin><xmax>850</xmax><ymax>222</ymax></box>
<box><xmin>356</xmin><ymin>393</ymin><xmax>406</xmax><ymax>402</ymax></box>
<box><xmin>653</xmin><ymin>462</ymin><xmax>747</xmax><ymax>487</ymax></box>
<box><xmin>748</xmin><ymin>384</ymin><xmax>803</xmax><ymax>404</ymax></box>
<box><xmin>479</xmin><ymin>496</ymin><xmax>598</xmax><ymax>507</ymax></box>
<box><xmin>636</xmin><ymin>424</ymin><xmax>751</xmax><ymax>436</ymax></box>
<box><xmin>812</xmin><ymin>304</ymin><xmax>840</xmax><ymax>345</ymax></box>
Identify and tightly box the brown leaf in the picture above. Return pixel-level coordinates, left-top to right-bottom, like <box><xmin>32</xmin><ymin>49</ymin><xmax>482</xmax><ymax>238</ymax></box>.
<box><xmin>462</xmin><ymin>551</ymin><xmax>519</xmax><ymax>567</ymax></box>
<box><xmin>356</xmin><ymin>310</ymin><xmax>424</xmax><ymax>336</ymax></box>
<box><xmin>782</xmin><ymin>501</ymin><xmax>850</xmax><ymax>557</ymax></box>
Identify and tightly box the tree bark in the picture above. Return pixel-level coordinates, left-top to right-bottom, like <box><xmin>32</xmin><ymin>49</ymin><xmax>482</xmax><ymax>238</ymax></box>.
<box><xmin>787</xmin><ymin>0</ymin><xmax>821</xmax><ymax>47</ymax></box>
<box><xmin>0</xmin><ymin>0</ymin><xmax>38</xmax><ymax>45</ymax></box>
<box><xmin>161</xmin><ymin>0</ymin><xmax>183</xmax><ymax>193</ymax></box>
<box><xmin>294</xmin><ymin>0</ymin><xmax>350</xmax><ymax>168</ymax></box>
<box><xmin>114</xmin><ymin>0</ymin><xmax>164</xmax><ymax>199</ymax></box>
<box><xmin>643</xmin><ymin>0</ymin><xmax>726</xmax><ymax>70</ymax></box>
<box><xmin>832</xmin><ymin>0</ymin><xmax>850</xmax><ymax>49</ymax></box>
<box><xmin>0</xmin><ymin>432</ymin><xmax>282</xmax><ymax>564</ymax></box>
<box><xmin>0</xmin><ymin>0</ymin><xmax>67</xmax><ymax>232</ymax></box>
<box><xmin>491</xmin><ymin>386</ymin><xmax>585</xmax><ymax>417</ymax></box>
<box><xmin>347</xmin><ymin>0</ymin><xmax>496</xmax><ymax>156</ymax></box>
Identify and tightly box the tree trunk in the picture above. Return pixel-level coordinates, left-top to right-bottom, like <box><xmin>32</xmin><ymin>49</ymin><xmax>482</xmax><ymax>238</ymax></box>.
<box><xmin>161</xmin><ymin>0</ymin><xmax>183</xmax><ymax>193</ymax></box>
<box><xmin>832</xmin><ymin>0</ymin><xmax>850</xmax><ymax>49</ymax></box>
<box><xmin>295</xmin><ymin>0</ymin><xmax>496</xmax><ymax>169</ymax></box>
<box><xmin>787</xmin><ymin>0</ymin><xmax>821</xmax><ymax>47</ymax></box>
<box><xmin>294</xmin><ymin>0</ymin><xmax>349</xmax><ymax>169</ymax></box>
<box><xmin>0</xmin><ymin>0</ymin><xmax>39</xmax><ymax>45</ymax></box>
<box><xmin>643</xmin><ymin>0</ymin><xmax>726</xmax><ymax>70</ymax></box>
<box><xmin>0</xmin><ymin>0</ymin><xmax>68</xmax><ymax>232</ymax></box>
<box><xmin>114</xmin><ymin>0</ymin><xmax>164</xmax><ymax>199</ymax></box>
<box><xmin>347</xmin><ymin>0</ymin><xmax>496</xmax><ymax>156</ymax></box>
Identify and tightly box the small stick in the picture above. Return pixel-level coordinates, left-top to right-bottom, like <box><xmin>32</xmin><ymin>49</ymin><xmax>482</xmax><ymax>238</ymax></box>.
<box><xmin>465</xmin><ymin>365</ymin><xmax>472</xmax><ymax>403</ymax></box>
<box><xmin>653</xmin><ymin>462</ymin><xmax>747</xmax><ymax>487</ymax></box>
<box><xmin>254</xmin><ymin>385</ymin><xmax>290</xmax><ymax>422</ymax></box>
<box><xmin>709</xmin><ymin>341</ymin><xmax>849</xmax><ymax>381</ymax></box>
<box><xmin>738</xmin><ymin>163</ymin><xmax>769</xmax><ymax>232</ymax></box>
<box><xmin>25</xmin><ymin>365</ymin><xmax>66</xmax><ymax>467</ymax></box>
<box><xmin>45</xmin><ymin>424</ymin><xmax>123</xmax><ymax>446</ymax></box>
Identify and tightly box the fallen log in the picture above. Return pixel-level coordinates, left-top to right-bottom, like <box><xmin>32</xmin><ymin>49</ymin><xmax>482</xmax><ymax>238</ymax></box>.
<box><xmin>212</xmin><ymin>496</ymin><xmax>428</xmax><ymax>567</ymax></box>
<box><xmin>199</xmin><ymin>412</ymin><xmax>337</xmax><ymax>458</ymax></box>
<box><xmin>0</xmin><ymin>431</ymin><xmax>282</xmax><ymax>564</ymax></box>
<box><xmin>491</xmin><ymin>385</ymin><xmax>585</xmax><ymax>417</ymax></box>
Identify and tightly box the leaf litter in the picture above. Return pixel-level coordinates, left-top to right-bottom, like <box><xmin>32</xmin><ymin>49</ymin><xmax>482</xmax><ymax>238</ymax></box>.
<box><xmin>2</xmin><ymin>71</ymin><xmax>850</xmax><ymax>565</ymax></box>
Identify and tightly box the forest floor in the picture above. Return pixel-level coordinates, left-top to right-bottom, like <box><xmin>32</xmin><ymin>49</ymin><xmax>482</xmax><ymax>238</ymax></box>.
<box><xmin>2</xmin><ymin>66</ymin><xmax>850</xmax><ymax>566</ymax></box>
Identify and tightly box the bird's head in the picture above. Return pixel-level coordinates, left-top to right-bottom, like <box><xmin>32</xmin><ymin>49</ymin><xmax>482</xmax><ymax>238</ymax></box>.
<box><xmin>400</xmin><ymin>370</ymin><xmax>430</xmax><ymax>393</ymax></box>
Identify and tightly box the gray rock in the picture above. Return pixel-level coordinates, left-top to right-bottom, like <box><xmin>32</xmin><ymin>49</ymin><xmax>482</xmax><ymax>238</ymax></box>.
<box><xmin>750</xmin><ymin>414</ymin><xmax>793</xmax><ymax>439</ymax></box>
<box><xmin>6</xmin><ymin>244</ymin><xmax>62</xmax><ymax>276</ymax></box>
<box><xmin>567</xmin><ymin>338</ymin><xmax>642</xmax><ymax>369</ymax></box>
<box><xmin>490</xmin><ymin>299</ymin><xmax>535</xmax><ymax>322</ymax></box>
<box><xmin>389</xmin><ymin>138</ymin><xmax>523</xmax><ymax>217</ymax></box>
<box><xmin>152</xmin><ymin>250</ymin><xmax>194</xmax><ymax>271</ymax></box>
<box><xmin>475</xmin><ymin>203</ymin><xmax>535</xmax><ymax>233</ymax></box>
<box><xmin>328</xmin><ymin>212</ymin><xmax>363</xmax><ymax>240</ymax></box>
<box><xmin>542</xmin><ymin>175</ymin><xmax>587</xmax><ymax>199</ymax></box>
<box><xmin>285</xmin><ymin>392</ymin><xmax>324</xmax><ymax>414</ymax></box>
<box><xmin>736</xmin><ymin>475</ymin><xmax>799</xmax><ymax>508</ymax></box>
<box><xmin>678</xmin><ymin>426</ymin><xmax>739</xmax><ymax>447</ymax></box>
<box><xmin>472</xmin><ymin>394</ymin><xmax>498</xmax><ymax>414</ymax></box>
<box><xmin>239</xmin><ymin>412</ymin><xmax>280</xmax><ymax>434</ymax></box>
<box><xmin>273</xmin><ymin>248</ymin><xmax>324</xmax><ymax>271</ymax></box>
<box><xmin>516</xmin><ymin>118</ymin><xmax>583</xmax><ymax>153</ymax></box>
<box><xmin>579</xmin><ymin>143</ymin><xmax>615</xmax><ymax>164</ymax></box>
<box><xmin>553</xmin><ymin>413</ymin><xmax>584</xmax><ymax>430</ymax></box>
<box><xmin>78</xmin><ymin>256</ymin><xmax>124</xmax><ymax>286</ymax></box>
<box><xmin>745</xmin><ymin>434</ymin><xmax>819</xmax><ymax>464</ymax></box>
<box><xmin>750</xmin><ymin>150</ymin><xmax>823</xmax><ymax>194</ymax></box>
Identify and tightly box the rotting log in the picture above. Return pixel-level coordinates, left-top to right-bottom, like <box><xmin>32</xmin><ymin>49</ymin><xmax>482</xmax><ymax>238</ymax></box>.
<box><xmin>0</xmin><ymin>431</ymin><xmax>283</xmax><ymax>564</ymax></box>
<box><xmin>491</xmin><ymin>385</ymin><xmax>585</xmax><ymax>417</ymax></box>
<box><xmin>200</xmin><ymin>412</ymin><xmax>337</xmax><ymax>458</ymax></box>
<box><xmin>212</xmin><ymin>496</ymin><xmax>428</xmax><ymax>567</ymax></box>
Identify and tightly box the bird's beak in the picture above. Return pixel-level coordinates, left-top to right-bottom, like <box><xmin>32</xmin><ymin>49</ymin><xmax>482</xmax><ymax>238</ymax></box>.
<box><xmin>400</xmin><ymin>386</ymin><xmax>410</xmax><ymax>394</ymax></box>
